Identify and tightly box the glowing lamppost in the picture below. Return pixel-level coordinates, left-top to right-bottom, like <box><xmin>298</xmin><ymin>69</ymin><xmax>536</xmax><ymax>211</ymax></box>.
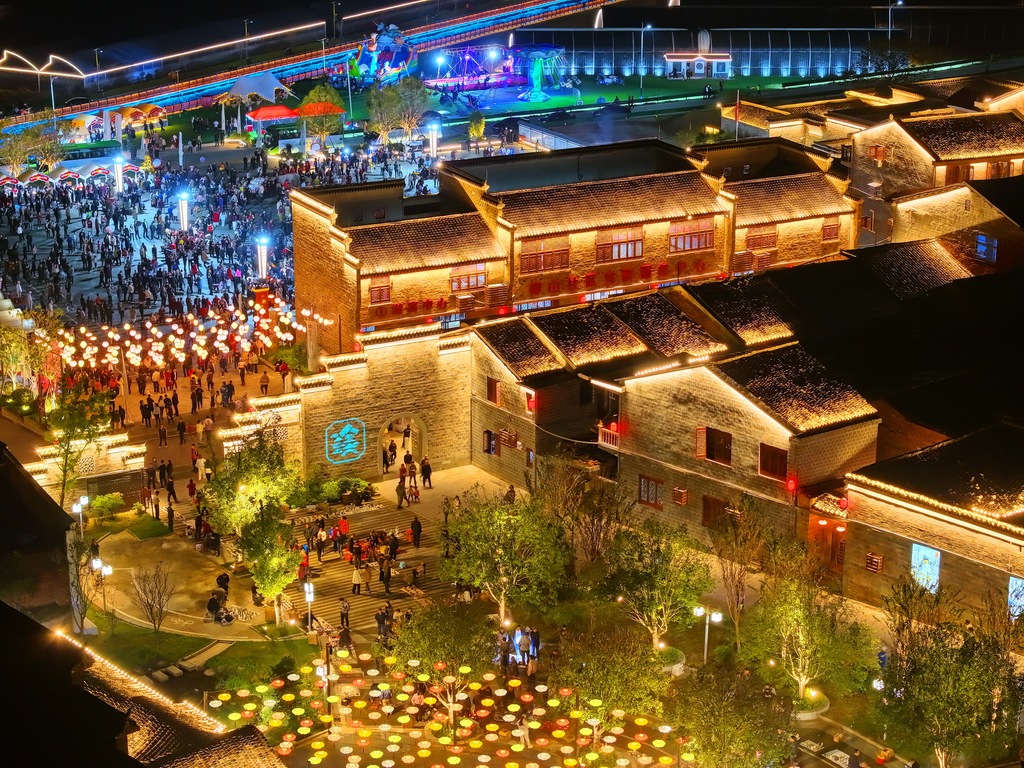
<box><xmin>427</xmin><ymin>123</ymin><xmax>439</xmax><ymax>158</ymax></box>
<box><xmin>693</xmin><ymin>605</ymin><xmax>723</xmax><ymax>664</ymax></box>
<box><xmin>178</xmin><ymin>192</ymin><xmax>189</xmax><ymax>230</ymax></box>
<box><xmin>639</xmin><ymin>23</ymin><xmax>652</xmax><ymax>100</ymax></box>
<box><xmin>92</xmin><ymin>557</ymin><xmax>113</xmax><ymax>625</ymax></box>
<box><xmin>113</xmin><ymin>154</ymin><xmax>125</xmax><ymax>194</ymax></box>
<box><xmin>304</xmin><ymin>581</ymin><xmax>315</xmax><ymax>632</ymax></box>
<box><xmin>255</xmin><ymin>235</ymin><xmax>270</xmax><ymax>280</ymax></box>
<box><xmin>435</xmin><ymin>56</ymin><xmax>445</xmax><ymax>79</ymax></box>
<box><xmin>888</xmin><ymin>0</ymin><xmax>904</xmax><ymax>41</ymax></box>
<box><xmin>71</xmin><ymin>495</ymin><xmax>88</xmax><ymax>536</ymax></box>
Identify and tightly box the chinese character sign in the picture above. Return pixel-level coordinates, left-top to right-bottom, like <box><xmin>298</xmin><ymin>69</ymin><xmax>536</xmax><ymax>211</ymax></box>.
<box><xmin>325</xmin><ymin>418</ymin><xmax>367</xmax><ymax>465</ymax></box>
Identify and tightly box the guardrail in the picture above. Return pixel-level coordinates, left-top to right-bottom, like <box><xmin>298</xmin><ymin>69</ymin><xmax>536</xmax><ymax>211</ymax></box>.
<box><xmin>3</xmin><ymin>0</ymin><xmax>621</xmax><ymax>126</ymax></box>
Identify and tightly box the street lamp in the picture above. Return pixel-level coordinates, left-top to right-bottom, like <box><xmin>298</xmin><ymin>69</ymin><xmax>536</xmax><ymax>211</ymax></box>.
<box><xmin>178</xmin><ymin>192</ymin><xmax>189</xmax><ymax>230</ymax></box>
<box><xmin>255</xmin><ymin>235</ymin><xmax>270</xmax><ymax>279</ymax></box>
<box><xmin>304</xmin><ymin>581</ymin><xmax>314</xmax><ymax>631</ymax></box>
<box><xmin>333</xmin><ymin>2</ymin><xmax>342</xmax><ymax>38</ymax></box>
<box><xmin>113</xmin><ymin>154</ymin><xmax>125</xmax><ymax>194</ymax></box>
<box><xmin>693</xmin><ymin>605</ymin><xmax>722</xmax><ymax>664</ymax></box>
<box><xmin>436</xmin><ymin>56</ymin><xmax>446</xmax><ymax>79</ymax></box>
<box><xmin>639</xmin><ymin>23</ymin><xmax>652</xmax><ymax>101</ymax></box>
<box><xmin>427</xmin><ymin>123</ymin><xmax>439</xmax><ymax>158</ymax></box>
<box><xmin>92</xmin><ymin>558</ymin><xmax>113</xmax><ymax>627</ymax></box>
<box><xmin>244</xmin><ymin>20</ymin><xmax>254</xmax><ymax>59</ymax></box>
<box><xmin>888</xmin><ymin>0</ymin><xmax>904</xmax><ymax>41</ymax></box>
<box><xmin>72</xmin><ymin>502</ymin><xmax>84</xmax><ymax>536</ymax></box>
<box><xmin>94</xmin><ymin>48</ymin><xmax>102</xmax><ymax>72</ymax></box>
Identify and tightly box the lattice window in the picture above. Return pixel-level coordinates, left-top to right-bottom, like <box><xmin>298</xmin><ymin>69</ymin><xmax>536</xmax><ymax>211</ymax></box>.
<box><xmin>745</xmin><ymin>225</ymin><xmax>777</xmax><ymax>251</ymax></box>
<box><xmin>822</xmin><ymin>216</ymin><xmax>840</xmax><ymax>242</ymax></box>
<box><xmin>596</xmin><ymin>228</ymin><xmax>644</xmax><ymax>263</ymax></box>
<box><xmin>638</xmin><ymin>475</ymin><xmax>664</xmax><ymax>508</ymax></box>
<box><xmin>369</xmin><ymin>275</ymin><xmax>391</xmax><ymax>305</ymax></box>
<box><xmin>669</xmin><ymin>218</ymin><xmax>715</xmax><ymax>253</ymax></box>
<box><xmin>520</xmin><ymin>237</ymin><xmax>570</xmax><ymax>273</ymax></box>
<box><xmin>450</xmin><ymin>263</ymin><xmax>486</xmax><ymax>293</ymax></box>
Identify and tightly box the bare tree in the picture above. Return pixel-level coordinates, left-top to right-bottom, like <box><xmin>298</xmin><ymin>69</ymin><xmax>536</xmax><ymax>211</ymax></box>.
<box><xmin>575</xmin><ymin>479</ymin><xmax>637</xmax><ymax>565</ymax></box>
<box><xmin>67</xmin><ymin>537</ymin><xmax>97</xmax><ymax>635</ymax></box>
<box><xmin>709</xmin><ymin>496</ymin><xmax>766</xmax><ymax>649</ymax></box>
<box><xmin>131</xmin><ymin>562</ymin><xmax>178</xmax><ymax>633</ymax></box>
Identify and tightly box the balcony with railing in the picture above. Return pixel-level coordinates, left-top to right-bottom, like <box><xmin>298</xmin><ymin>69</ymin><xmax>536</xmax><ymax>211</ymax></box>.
<box><xmin>598</xmin><ymin>426</ymin><xmax>620</xmax><ymax>450</ymax></box>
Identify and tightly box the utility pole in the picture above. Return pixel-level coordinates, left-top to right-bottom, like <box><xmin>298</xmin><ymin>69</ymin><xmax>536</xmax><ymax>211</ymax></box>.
<box><xmin>244</xmin><ymin>20</ymin><xmax>253</xmax><ymax>60</ymax></box>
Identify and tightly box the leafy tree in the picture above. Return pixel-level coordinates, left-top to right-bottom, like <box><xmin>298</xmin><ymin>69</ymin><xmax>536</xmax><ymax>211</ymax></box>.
<box><xmin>605</xmin><ymin>520</ymin><xmax>712</xmax><ymax>649</ymax></box>
<box><xmin>395</xmin><ymin>76</ymin><xmax>430</xmax><ymax>140</ymax></box>
<box><xmin>551</xmin><ymin>620</ymin><xmax>667</xmax><ymax>739</ymax></box>
<box><xmin>203</xmin><ymin>428</ymin><xmax>299</xmax><ymax>538</ymax></box>
<box><xmin>0</xmin><ymin>117</ymin><xmax>67</xmax><ymax>173</ymax></box>
<box><xmin>0</xmin><ymin>323</ymin><xmax>29</xmax><ymax>391</ymax></box>
<box><xmin>668</xmin><ymin>664</ymin><xmax>790</xmax><ymax>768</ymax></box>
<box><xmin>237</xmin><ymin>501</ymin><xmax>301</xmax><ymax>625</ymax></box>
<box><xmin>365</xmin><ymin>86</ymin><xmax>402</xmax><ymax>144</ymax></box>
<box><xmin>46</xmin><ymin>378</ymin><xmax>111</xmax><ymax>508</ymax></box>
<box><xmin>23</xmin><ymin>307</ymin><xmax>65</xmax><ymax>397</ymax></box>
<box><xmin>708</xmin><ymin>498</ymin><xmax>766</xmax><ymax>649</ymax></box>
<box><xmin>441</xmin><ymin>487</ymin><xmax>570</xmax><ymax>625</ymax></box>
<box><xmin>468</xmin><ymin>110</ymin><xmax>486</xmax><ymax>147</ymax></box>
<box><xmin>390</xmin><ymin>602</ymin><xmax>495</xmax><ymax>734</ymax></box>
<box><xmin>742</xmin><ymin>554</ymin><xmax>873</xmax><ymax>699</ymax></box>
<box><xmin>130</xmin><ymin>561</ymin><xmax>178</xmax><ymax>634</ymax></box>
<box><xmin>298</xmin><ymin>81</ymin><xmax>347</xmax><ymax>146</ymax></box>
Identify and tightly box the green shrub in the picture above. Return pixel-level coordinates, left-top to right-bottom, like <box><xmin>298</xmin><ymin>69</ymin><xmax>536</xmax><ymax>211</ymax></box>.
<box><xmin>658</xmin><ymin>646</ymin><xmax>684</xmax><ymax>665</ymax></box>
<box><xmin>321</xmin><ymin>479</ymin><xmax>342</xmax><ymax>503</ymax></box>
<box><xmin>132</xmin><ymin>502</ymin><xmax>146</xmax><ymax>517</ymax></box>
<box><xmin>90</xmin><ymin>493</ymin><xmax>126</xmax><ymax>520</ymax></box>
<box><xmin>9</xmin><ymin>387</ymin><xmax>35</xmax><ymax>412</ymax></box>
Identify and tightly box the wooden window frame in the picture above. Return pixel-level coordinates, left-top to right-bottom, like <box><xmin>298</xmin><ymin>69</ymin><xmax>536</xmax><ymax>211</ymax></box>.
<box><xmin>704</xmin><ymin>427</ymin><xmax>733</xmax><ymax>466</ymax></box>
<box><xmin>369</xmin><ymin>275</ymin><xmax>391</xmax><ymax>305</ymax></box>
<box><xmin>821</xmin><ymin>217</ymin><xmax>840</xmax><ymax>242</ymax></box>
<box><xmin>758</xmin><ymin>443</ymin><xmax>789</xmax><ymax>482</ymax></box>
<box><xmin>702</xmin><ymin>495</ymin><xmax>729</xmax><ymax>529</ymax></box>
<box><xmin>521</xmin><ymin>238</ymin><xmax>571</xmax><ymax>274</ymax></box>
<box><xmin>638</xmin><ymin>475</ymin><xmax>664</xmax><ymax>509</ymax></box>
<box><xmin>482</xmin><ymin>430</ymin><xmax>500</xmax><ymax>456</ymax></box>
<box><xmin>745</xmin><ymin>225</ymin><xmax>777</xmax><ymax>251</ymax></box>
<box><xmin>669</xmin><ymin>218</ymin><xmax>715</xmax><ymax>253</ymax></box>
<box><xmin>485</xmin><ymin>376</ymin><xmax>501</xmax><ymax>405</ymax></box>
<box><xmin>859</xmin><ymin>214</ymin><xmax>875</xmax><ymax>233</ymax></box>
<box><xmin>596</xmin><ymin>228</ymin><xmax>645</xmax><ymax>264</ymax></box>
<box><xmin>450</xmin><ymin>263</ymin><xmax>487</xmax><ymax>293</ymax></box>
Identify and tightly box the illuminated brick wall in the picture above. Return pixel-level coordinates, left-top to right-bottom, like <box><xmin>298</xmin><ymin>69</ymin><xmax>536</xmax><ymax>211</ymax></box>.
<box><xmin>842</xmin><ymin>488</ymin><xmax>1024</xmax><ymax>613</ymax></box>
<box><xmin>790</xmin><ymin>419</ymin><xmax>879</xmax><ymax>486</ymax></box>
<box><xmin>734</xmin><ymin>214</ymin><xmax>857</xmax><ymax>270</ymax></box>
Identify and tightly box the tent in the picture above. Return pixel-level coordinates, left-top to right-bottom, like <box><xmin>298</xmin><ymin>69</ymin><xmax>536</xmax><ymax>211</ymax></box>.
<box><xmin>0</xmin><ymin>175</ymin><xmax>19</xmax><ymax>186</ymax></box>
<box><xmin>246</xmin><ymin>105</ymin><xmax>298</xmax><ymax>122</ymax></box>
<box><xmin>17</xmin><ymin>168</ymin><xmax>51</xmax><ymax>185</ymax></box>
<box><xmin>218</xmin><ymin>71</ymin><xmax>295</xmax><ymax>104</ymax></box>
<box><xmin>139</xmin><ymin>103</ymin><xmax>164</xmax><ymax>117</ymax></box>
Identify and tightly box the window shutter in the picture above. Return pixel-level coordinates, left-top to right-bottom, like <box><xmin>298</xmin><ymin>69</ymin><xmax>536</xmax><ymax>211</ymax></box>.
<box><xmin>865</xmin><ymin>553</ymin><xmax>884</xmax><ymax>574</ymax></box>
<box><xmin>695</xmin><ymin>427</ymin><xmax>707</xmax><ymax>459</ymax></box>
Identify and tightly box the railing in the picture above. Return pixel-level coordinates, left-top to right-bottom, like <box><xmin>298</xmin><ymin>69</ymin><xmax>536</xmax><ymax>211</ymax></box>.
<box><xmin>598</xmin><ymin>427</ymin><xmax>620</xmax><ymax>449</ymax></box>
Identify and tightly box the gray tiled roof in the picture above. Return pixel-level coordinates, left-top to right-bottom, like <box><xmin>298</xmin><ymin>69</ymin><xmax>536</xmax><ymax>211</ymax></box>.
<box><xmin>528</xmin><ymin>304</ymin><xmax>648</xmax><ymax>367</ymax></box>
<box><xmin>346</xmin><ymin>213</ymin><xmax>505</xmax><ymax>275</ymax></box>
<box><xmin>602</xmin><ymin>292</ymin><xmax>726</xmax><ymax>358</ymax></box>
<box><xmin>475</xmin><ymin>318</ymin><xmax>563</xmax><ymax>378</ymax></box>
<box><xmin>712</xmin><ymin>344</ymin><xmax>877</xmax><ymax>433</ymax></box>
<box><xmin>899</xmin><ymin>111</ymin><xmax>1024</xmax><ymax>160</ymax></box>
<box><xmin>727</xmin><ymin>173</ymin><xmax>855</xmax><ymax>227</ymax></box>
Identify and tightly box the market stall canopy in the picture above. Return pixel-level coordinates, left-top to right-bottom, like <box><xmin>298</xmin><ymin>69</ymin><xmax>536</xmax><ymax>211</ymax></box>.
<box><xmin>246</xmin><ymin>105</ymin><xmax>298</xmax><ymax>122</ymax></box>
<box><xmin>76</xmin><ymin>163</ymin><xmax>110</xmax><ymax>178</ymax></box>
<box><xmin>296</xmin><ymin>101</ymin><xmax>346</xmax><ymax>117</ymax></box>
<box><xmin>17</xmin><ymin>168</ymin><xmax>51</xmax><ymax>185</ymax></box>
<box><xmin>69</xmin><ymin>114</ymin><xmax>100</xmax><ymax>128</ymax></box>
<box><xmin>117</xmin><ymin>105</ymin><xmax>145</xmax><ymax>119</ymax></box>
<box><xmin>0</xmin><ymin>175</ymin><xmax>18</xmax><ymax>186</ymax></box>
<box><xmin>139</xmin><ymin>103</ymin><xmax>164</xmax><ymax>116</ymax></box>
<box><xmin>218</xmin><ymin>71</ymin><xmax>295</xmax><ymax>104</ymax></box>
<box><xmin>46</xmin><ymin>165</ymin><xmax>75</xmax><ymax>181</ymax></box>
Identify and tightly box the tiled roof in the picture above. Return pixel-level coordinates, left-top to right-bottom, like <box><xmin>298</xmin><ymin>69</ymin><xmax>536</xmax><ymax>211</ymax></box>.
<box><xmin>498</xmin><ymin>171</ymin><xmax>725</xmax><ymax>238</ymax></box>
<box><xmin>687</xmin><ymin>278</ymin><xmax>794</xmax><ymax>345</ymax></box>
<box><xmin>346</xmin><ymin>213</ymin><xmax>504</xmax><ymax>275</ymax></box>
<box><xmin>153</xmin><ymin>727</ymin><xmax>287</xmax><ymax>768</ymax></box>
<box><xmin>727</xmin><ymin>173</ymin><xmax>855</xmax><ymax>227</ymax></box>
<box><xmin>966</xmin><ymin>175</ymin><xmax>1024</xmax><ymax>228</ymax></box>
<box><xmin>527</xmin><ymin>305</ymin><xmax>648</xmax><ymax>367</ymax></box>
<box><xmin>899</xmin><ymin>111</ymin><xmax>1024</xmax><ymax>160</ymax></box>
<box><xmin>602</xmin><ymin>292</ymin><xmax>726</xmax><ymax>358</ymax></box>
<box><xmin>712</xmin><ymin>344</ymin><xmax>877</xmax><ymax>433</ymax></box>
<box><xmin>784</xmin><ymin>98</ymin><xmax>867</xmax><ymax>118</ymax></box>
<box><xmin>848</xmin><ymin>423</ymin><xmax>1024</xmax><ymax>523</ymax></box>
<box><xmin>845</xmin><ymin>240</ymin><xmax>972</xmax><ymax>299</ymax></box>
<box><xmin>474</xmin><ymin>318</ymin><xmax>563</xmax><ymax>378</ymax></box>
<box><xmin>721</xmin><ymin>102</ymin><xmax>792</xmax><ymax>130</ymax></box>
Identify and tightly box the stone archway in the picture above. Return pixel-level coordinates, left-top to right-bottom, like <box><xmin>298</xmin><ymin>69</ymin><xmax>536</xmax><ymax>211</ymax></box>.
<box><xmin>377</xmin><ymin>413</ymin><xmax>429</xmax><ymax>477</ymax></box>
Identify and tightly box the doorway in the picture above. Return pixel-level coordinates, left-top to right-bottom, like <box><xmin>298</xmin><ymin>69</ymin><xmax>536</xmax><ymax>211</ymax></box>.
<box><xmin>378</xmin><ymin>413</ymin><xmax>429</xmax><ymax>476</ymax></box>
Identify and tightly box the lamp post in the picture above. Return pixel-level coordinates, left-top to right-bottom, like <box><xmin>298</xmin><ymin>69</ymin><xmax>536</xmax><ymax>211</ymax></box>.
<box><xmin>304</xmin><ymin>580</ymin><xmax>314</xmax><ymax>632</ymax></box>
<box><xmin>244</xmin><ymin>20</ymin><xmax>254</xmax><ymax>59</ymax></box>
<box><xmin>72</xmin><ymin>502</ymin><xmax>84</xmax><ymax>536</ymax></box>
<box><xmin>693</xmin><ymin>605</ymin><xmax>723</xmax><ymax>664</ymax></box>
<box><xmin>94</xmin><ymin>49</ymin><xmax>101</xmax><ymax>72</ymax></box>
<box><xmin>333</xmin><ymin>2</ymin><xmax>342</xmax><ymax>38</ymax></box>
<box><xmin>113</xmin><ymin>154</ymin><xmax>125</xmax><ymax>194</ymax></box>
<box><xmin>639</xmin><ymin>23</ymin><xmax>651</xmax><ymax>100</ymax></box>
<box><xmin>436</xmin><ymin>56</ymin><xmax>445</xmax><ymax>79</ymax></box>
<box><xmin>92</xmin><ymin>558</ymin><xmax>113</xmax><ymax>626</ymax></box>
<box><xmin>321</xmin><ymin>38</ymin><xmax>328</xmax><ymax>75</ymax></box>
<box><xmin>427</xmin><ymin>123</ymin><xmax>439</xmax><ymax>158</ymax></box>
<box><xmin>255</xmin><ymin>235</ymin><xmax>270</xmax><ymax>280</ymax></box>
<box><xmin>178</xmin><ymin>192</ymin><xmax>189</xmax><ymax>230</ymax></box>
<box><xmin>888</xmin><ymin>0</ymin><xmax>904</xmax><ymax>41</ymax></box>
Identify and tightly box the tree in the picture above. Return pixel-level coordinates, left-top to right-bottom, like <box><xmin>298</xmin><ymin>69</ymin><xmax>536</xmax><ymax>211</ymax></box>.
<box><xmin>605</xmin><ymin>520</ymin><xmax>712</xmax><ymax>649</ymax></box>
<box><xmin>131</xmin><ymin>561</ymin><xmax>178</xmax><ymax>634</ymax></box>
<box><xmin>395</xmin><ymin>77</ymin><xmax>430</xmax><ymax>140</ymax></box>
<box><xmin>298</xmin><ymin>81</ymin><xmax>347</xmax><ymax>146</ymax></box>
<box><xmin>365</xmin><ymin>86</ymin><xmax>402</xmax><ymax>144</ymax></box>
<box><xmin>23</xmin><ymin>307</ymin><xmax>65</xmax><ymax>397</ymax></box>
<box><xmin>0</xmin><ymin>117</ymin><xmax>68</xmax><ymax>174</ymax></box>
<box><xmin>0</xmin><ymin>125</ymin><xmax>38</xmax><ymax>174</ymax></box>
<box><xmin>551</xmin><ymin>621</ymin><xmax>668</xmax><ymax>739</ymax></box>
<box><xmin>709</xmin><ymin>498</ymin><xmax>766</xmax><ymax>650</ymax></box>
<box><xmin>202</xmin><ymin>427</ymin><xmax>299</xmax><ymax>538</ymax></box>
<box><xmin>237</xmin><ymin>502</ymin><xmax>301</xmax><ymax>625</ymax></box>
<box><xmin>468</xmin><ymin>110</ymin><xmax>486</xmax><ymax>148</ymax></box>
<box><xmin>669</xmin><ymin>665</ymin><xmax>790</xmax><ymax>768</ymax></box>
<box><xmin>46</xmin><ymin>378</ymin><xmax>111</xmax><ymax>508</ymax></box>
<box><xmin>742</xmin><ymin>560</ymin><xmax>873</xmax><ymax>699</ymax></box>
<box><xmin>67</xmin><ymin>536</ymin><xmax>98</xmax><ymax>636</ymax></box>
<box><xmin>390</xmin><ymin>602</ymin><xmax>495</xmax><ymax>735</ymax></box>
<box><xmin>441</xmin><ymin>487</ymin><xmax>570</xmax><ymax>625</ymax></box>
<box><xmin>0</xmin><ymin>324</ymin><xmax>29</xmax><ymax>392</ymax></box>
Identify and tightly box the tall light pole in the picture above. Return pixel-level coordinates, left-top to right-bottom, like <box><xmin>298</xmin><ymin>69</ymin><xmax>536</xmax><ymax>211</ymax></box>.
<box><xmin>92</xmin><ymin>557</ymin><xmax>113</xmax><ymax>627</ymax></box>
<box><xmin>94</xmin><ymin>49</ymin><xmax>102</xmax><ymax>72</ymax></box>
<box><xmin>244</xmin><ymin>20</ymin><xmax>254</xmax><ymax>59</ymax></box>
<box><xmin>178</xmin><ymin>192</ymin><xmax>189</xmax><ymax>230</ymax></box>
<box><xmin>428</xmin><ymin>123</ymin><xmax>439</xmax><ymax>158</ymax></box>
<box><xmin>321</xmin><ymin>37</ymin><xmax>328</xmax><ymax>75</ymax></box>
<box><xmin>255</xmin><ymin>235</ymin><xmax>270</xmax><ymax>279</ymax></box>
<box><xmin>693</xmin><ymin>605</ymin><xmax>722</xmax><ymax>664</ymax></box>
<box><xmin>113</xmin><ymin>154</ymin><xmax>125</xmax><ymax>194</ymax></box>
<box><xmin>304</xmin><ymin>581</ymin><xmax>314</xmax><ymax>631</ymax></box>
<box><xmin>639</xmin><ymin>24</ymin><xmax>652</xmax><ymax>101</ymax></box>
<box><xmin>333</xmin><ymin>2</ymin><xmax>341</xmax><ymax>38</ymax></box>
<box><xmin>888</xmin><ymin>0</ymin><xmax>904</xmax><ymax>41</ymax></box>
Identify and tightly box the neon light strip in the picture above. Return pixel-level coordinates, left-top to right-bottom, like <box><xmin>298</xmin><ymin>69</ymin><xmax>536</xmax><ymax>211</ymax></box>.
<box><xmin>343</xmin><ymin>0</ymin><xmax>432</xmax><ymax>21</ymax></box>
<box><xmin>85</xmin><ymin>21</ymin><xmax>326</xmax><ymax>79</ymax></box>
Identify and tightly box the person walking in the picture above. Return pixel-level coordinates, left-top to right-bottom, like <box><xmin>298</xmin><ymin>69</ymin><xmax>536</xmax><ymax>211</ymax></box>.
<box><xmin>259</xmin><ymin>371</ymin><xmax>270</xmax><ymax>395</ymax></box>
<box><xmin>374</xmin><ymin>605</ymin><xmax>388</xmax><ymax>638</ymax></box>
<box><xmin>177</xmin><ymin>418</ymin><xmax>187</xmax><ymax>444</ymax></box>
<box><xmin>158</xmin><ymin>425</ymin><xmax>168</xmax><ymax>446</ymax></box>
<box><xmin>351</xmin><ymin>565</ymin><xmax>363</xmax><ymax>595</ymax></box>
<box><xmin>338</xmin><ymin>597</ymin><xmax>350</xmax><ymax>628</ymax></box>
<box><xmin>420</xmin><ymin>456</ymin><xmax>432</xmax><ymax>488</ymax></box>
<box><xmin>166</xmin><ymin>477</ymin><xmax>179</xmax><ymax>503</ymax></box>
<box><xmin>167</xmin><ymin>502</ymin><xmax>175</xmax><ymax>532</ymax></box>
<box><xmin>361</xmin><ymin>563</ymin><xmax>373</xmax><ymax>595</ymax></box>
<box><xmin>410</xmin><ymin>515</ymin><xmax>422</xmax><ymax>548</ymax></box>
<box><xmin>396</xmin><ymin>479</ymin><xmax>407</xmax><ymax>509</ymax></box>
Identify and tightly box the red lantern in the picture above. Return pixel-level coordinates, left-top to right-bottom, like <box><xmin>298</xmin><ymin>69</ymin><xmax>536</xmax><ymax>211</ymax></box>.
<box><xmin>786</xmin><ymin>477</ymin><xmax>797</xmax><ymax>493</ymax></box>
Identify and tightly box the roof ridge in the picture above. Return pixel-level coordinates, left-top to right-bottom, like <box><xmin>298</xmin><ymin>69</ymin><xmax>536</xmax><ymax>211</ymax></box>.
<box><xmin>346</xmin><ymin>211</ymin><xmax>483</xmax><ymax>231</ymax></box>
<box><xmin>497</xmin><ymin>169</ymin><xmax>702</xmax><ymax>197</ymax></box>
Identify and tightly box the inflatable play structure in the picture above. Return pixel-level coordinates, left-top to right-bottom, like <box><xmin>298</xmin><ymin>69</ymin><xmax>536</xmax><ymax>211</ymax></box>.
<box><xmin>510</xmin><ymin>44</ymin><xmax>568</xmax><ymax>102</ymax></box>
<box><xmin>341</xmin><ymin>24</ymin><xmax>415</xmax><ymax>86</ymax></box>
<box><xmin>422</xmin><ymin>43</ymin><xmax>568</xmax><ymax>102</ymax></box>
